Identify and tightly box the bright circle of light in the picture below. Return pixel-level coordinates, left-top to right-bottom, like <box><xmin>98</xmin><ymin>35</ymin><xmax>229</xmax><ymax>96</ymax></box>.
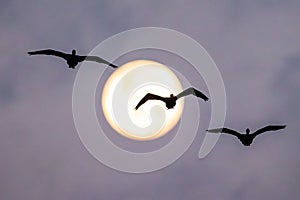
<box><xmin>101</xmin><ymin>60</ymin><xmax>184</xmax><ymax>141</ymax></box>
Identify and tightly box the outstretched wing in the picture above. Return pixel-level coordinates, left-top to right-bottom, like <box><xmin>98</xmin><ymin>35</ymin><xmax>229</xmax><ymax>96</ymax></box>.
<box><xmin>176</xmin><ymin>87</ymin><xmax>209</xmax><ymax>101</ymax></box>
<box><xmin>207</xmin><ymin>128</ymin><xmax>241</xmax><ymax>137</ymax></box>
<box><xmin>252</xmin><ymin>125</ymin><xmax>286</xmax><ymax>137</ymax></box>
<box><xmin>135</xmin><ymin>93</ymin><xmax>165</xmax><ymax>110</ymax></box>
<box><xmin>28</xmin><ymin>49</ymin><xmax>68</xmax><ymax>59</ymax></box>
<box><xmin>77</xmin><ymin>55</ymin><xmax>118</xmax><ymax>68</ymax></box>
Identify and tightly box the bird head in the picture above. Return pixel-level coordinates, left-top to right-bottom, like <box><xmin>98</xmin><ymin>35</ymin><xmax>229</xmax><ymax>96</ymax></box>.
<box><xmin>72</xmin><ymin>49</ymin><xmax>76</xmax><ymax>55</ymax></box>
<box><xmin>246</xmin><ymin>128</ymin><xmax>250</xmax><ymax>134</ymax></box>
<box><xmin>170</xmin><ymin>94</ymin><xmax>174</xmax><ymax>98</ymax></box>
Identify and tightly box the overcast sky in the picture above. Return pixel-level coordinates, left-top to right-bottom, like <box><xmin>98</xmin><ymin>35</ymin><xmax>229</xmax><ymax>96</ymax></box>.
<box><xmin>1</xmin><ymin>0</ymin><xmax>300</xmax><ymax>199</ymax></box>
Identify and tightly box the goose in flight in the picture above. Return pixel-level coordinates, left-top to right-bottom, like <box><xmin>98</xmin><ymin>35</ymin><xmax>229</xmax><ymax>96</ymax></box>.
<box><xmin>207</xmin><ymin>125</ymin><xmax>286</xmax><ymax>146</ymax></box>
<box><xmin>135</xmin><ymin>87</ymin><xmax>209</xmax><ymax>110</ymax></box>
<box><xmin>28</xmin><ymin>49</ymin><xmax>118</xmax><ymax>69</ymax></box>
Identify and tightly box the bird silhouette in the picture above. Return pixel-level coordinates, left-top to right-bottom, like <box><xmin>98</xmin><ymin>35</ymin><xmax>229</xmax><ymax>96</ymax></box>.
<box><xmin>207</xmin><ymin>125</ymin><xmax>286</xmax><ymax>146</ymax></box>
<box><xmin>135</xmin><ymin>87</ymin><xmax>209</xmax><ymax>110</ymax></box>
<box><xmin>28</xmin><ymin>49</ymin><xmax>118</xmax><ymax>69</ymax></box>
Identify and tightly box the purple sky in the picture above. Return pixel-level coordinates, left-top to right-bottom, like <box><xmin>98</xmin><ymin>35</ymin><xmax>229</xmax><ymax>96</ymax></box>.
<box><xmin>1</xmin><ymin>0</ymin><xmax>300</xmax><ymax>199</ymax></box>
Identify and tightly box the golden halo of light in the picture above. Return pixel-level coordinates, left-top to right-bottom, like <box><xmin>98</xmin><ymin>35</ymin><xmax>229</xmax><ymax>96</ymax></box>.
<box><xmin>101</xmin><ymin>60</ymin><xmax>184</xmax><ymax>141</ymax></box>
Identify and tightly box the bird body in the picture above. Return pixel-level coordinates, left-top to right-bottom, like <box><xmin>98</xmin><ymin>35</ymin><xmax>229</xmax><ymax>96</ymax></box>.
<box><xmin>135</xmin><ymin>87</ymin><xmax>208</xmax><ymax>110</ymax></box>
<box><xmin>28</xmin><ymin>49</ymin><xmax>118</xmax><ymax>69</ymax></box>
<box><xmin>235</xmin><ymin>133</ymin><xmax>254</xmax><ymax>146</ymax></box>
<box><xmin>207</xmin><ymin>125</ymin><xmax>286</xmax><ymax>146</ymax></box>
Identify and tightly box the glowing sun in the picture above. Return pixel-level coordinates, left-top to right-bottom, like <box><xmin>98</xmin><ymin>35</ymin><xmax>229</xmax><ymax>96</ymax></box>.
<box><xmin>102</xmin><ymin>60</ymin><xmax>184</xmax><ymax>141</ymax></box>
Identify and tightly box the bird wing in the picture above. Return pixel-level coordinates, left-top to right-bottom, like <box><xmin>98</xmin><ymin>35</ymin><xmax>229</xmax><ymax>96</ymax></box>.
<box><xmin>28</xmin><ymin>49</ymin><xmax>68</xmax><ymax>59</ymax></box>
<box><xmin>252</xmin><ymin>125</ymin><xmax>286</xmax><ymax>137</ymax></box>
<box><xmin>207</xmin><ymin>128</ymin><xmax>241</xmax><ymax>137</ymax></box>
<box><xmin>176</xmin><ymin>87</ymin><xmax>209</xmax><ymax>101</ymax></box>
<box><xmin>135</xmin><ymin>93</ymin><xmax>165</xmax><ymax>110</ymax></box>
<box><xmin>78</xmin><ymin>56</ymin><xmax>118</xmax><ymax>68</ymax></box>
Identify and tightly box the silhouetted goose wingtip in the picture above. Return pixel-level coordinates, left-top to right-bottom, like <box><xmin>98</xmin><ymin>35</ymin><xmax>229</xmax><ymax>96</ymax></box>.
<box><xmin>109</xmin><ymin>63</ymin><xmax>118</xmax><ymax>68</ymax></box>
<box><xmin>279</xmin><ymin>125</ymin><xmax>287</xmax><ymax>130</ymax></box>
<box><xmin>206</xmin><ymin>129</ymin><xmax>216</xmax><ymax>132</ymax></box>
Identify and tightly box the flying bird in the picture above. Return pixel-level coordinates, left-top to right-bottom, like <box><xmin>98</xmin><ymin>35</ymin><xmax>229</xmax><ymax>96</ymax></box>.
<box><xmin>28</xmin><ymin>49</ymin><xmax>118</xmax><ymax>69</ymax></box>
<box><xmin>135</xmin><ymin>87</ymin><xmax>209</xmax><ymax>110</ymax></box>
<box><xmin>207</xmin><ymin>125</ymin><xmax>286</xmax><ymax>146</ymax></box>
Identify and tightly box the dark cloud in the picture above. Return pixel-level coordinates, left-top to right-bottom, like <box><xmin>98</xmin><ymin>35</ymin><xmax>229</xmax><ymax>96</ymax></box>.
<box><xmin>0</xmin><ymin>0</ymin><xmax>299</xmax><ymax>199</ymax></box>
